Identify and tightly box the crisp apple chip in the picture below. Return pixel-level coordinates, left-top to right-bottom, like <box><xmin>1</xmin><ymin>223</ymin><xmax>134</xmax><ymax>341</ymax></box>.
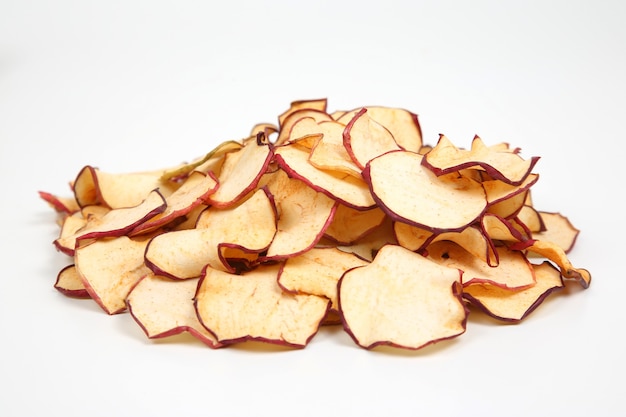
<box><xmin>40</xmin><ymin>98</ymin><xmax>591</xmax><ymax>352</ymax></box>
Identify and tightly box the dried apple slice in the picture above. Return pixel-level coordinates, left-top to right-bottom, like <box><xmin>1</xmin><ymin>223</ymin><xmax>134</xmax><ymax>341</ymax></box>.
<box><xmin>54</xmin><ymin>265</ymin><xmax>90</xmax><ymax>298</ymax></box>
<box><xmin>423</xmin><ymin>135</ymin><xmax>540</xmax><ymax>186</ymax></box>
<box><xmin>513</xmin><ymin>240</ymin><xmax>591</xmax><ymax>288</ymax></box>
<box><xmin>277</xmin><ymin>98</ymin><xmax>328</xmax><ymax>126</ymax></box>
<box><xmin>275</xmin><ymin>108</ymin><xmax>333</xmax><ymax>146</ymax></box>
<box><xmin>325</xmin><ymin>205</ymin><xmax>386</xmax><ymax>244</ymax></box>
<box><xmin>55</xmin><ymin>190</ymin><xmax>166</xmax><ymax>254</ymax></box>
<box><xmin>278</xmin><ymin>247</ymin><xmax>369</xmax><ymax>311</ymax></box>
<box><xmin>533</xmin><ymin>212</ymin><xmax>580</xmax><ymax>253</ymax></box>
<box><xmin>342</xmin><ymin>108</ymin><xmax>402</xmax><ymax>169</ymax></box>
<box><xmin>73</xmin><ymin>165</ymin><xmax>178</xmax><ymax>209</ymax></box>
<box><xmin>38</xmin><ymin>191</ymin><xmax>80</xmax><ymax>216</ymax></box>
<box><xmin>463</xmin><ymin>261</ymin><xmax>565</xmax><ymax>322</ymax></box>
<box><xmin>338</xmin><ymin>244</ymin><xmax>467</xmax><ymax>350</ymax></box>
<box><xmin>517</xmin><ymin>204</ymin><xmax>546</xmax><ymax>234</ymax></box>
<box><xmin>75</xmin><ymin>236</ymin><xmax>152</xmax><ymax>314</ymax></box>
<box><xmin>127</xmin><ymin>273</ymin><xmax>222</xmax><ymax>348</ymax></box>
<box><xmin>145</xmin><ymin>188</ymin><xmax>276</xmax><ymax>277</ymax></box>
<box><xmin>426</xmin><ymin>241</ymin><xmax>536</xmax><ymax>289</ymax></box>
<box><xmin>484</xmin><ymin>173</ymin><xmax>539</xmax><ymax>218</ymax></box>
<box><xmin>195</xmin><ymin>264</ymin><xmax>331</xmax><ymax>348</ymax></box>
<box><xmin>206</xmin><ymin>133</ymin><xmax>273</xmax><ymax>208</ymax></box>
<box><xmin>130</xmin><ymin>171</ymin><xmax>218</xmax><ymax>235</ymax></box>
<box><xmin>336</xmin><ymin>106</ymin><xmax>422</xmax><ymax>153</ymax></box>
<box><xmin>274</xmin><ymin>143</ymin><xmax>376</xmax><ymax>209</ymax></box>
<box><xmin>262</xmin><ymin>170</ymin><xmax>337</xmax><ymax>260</ymax></box>
<box><xmin>364</xmin><ymin>150</ymin><xmax>487</xmax><ymax>231</ymax></box>
<box><xmin>307</xmin><ymin>119</ymin><xmax>362</xmax><ymax>178</ymax></box>
<box><xmin>159</xmin><ymin>140</ymin><xmax>242</xmax><ymax>181</ymax></box>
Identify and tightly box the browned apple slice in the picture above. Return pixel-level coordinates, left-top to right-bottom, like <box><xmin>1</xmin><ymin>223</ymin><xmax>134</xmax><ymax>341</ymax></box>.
<box><xmin>342</xmin><ymin>108</ymin><xmax>402</xmax><ymax>169</ymax></box>
<box><xmin>427</xmin><ymin>241</ymin><xmax>535</xmax><ymax>289</ymax></box>
<box><xmin>336</xmin><ymin>106</ymin><xmax>422</xmax><ymax>153</ymax></box>
<box><xmin>364</xmin><ymin>150</ymin><xmax>487</xmax><ymax>231</ymax></box>
<box><xmin>274</xmin><ymin>143</ymin><xmax>376</xmax><ymax>209</ymax></box>
<box><xmin>146</xmin><ymin>188</ymin><xmax>277</xmax><ymax>277</ymax></box>
<box><xmin>262</xmin><ymin>170</ymin><xmax>337</xmax><ymax>260</ymax></box>
<box><xmin>195</xmin><ymin>263</ymin><xmax>331</xmax><ymax>348</ymax></box>
<box><xmin>463</xmin><ymin>261</ymin><xmax>565</xmax><ymax>322</ymax></box>
<box><xmin>55</xmin><ymin>189</ymin><xmax>166</xmax><ymax>252</ymax></box>
<box><xmin>423</xmin><ymin>135</ymin><xmax>540</xmax><ymax>186</ymax></box>
<box><xmin>278</xmin><ymin>247</ymin><xmax>369</xmax><ymax>311</ymax></box>
<box><xmin>206</xmin><ymin>133</ymin><xmax>273</xmax><ymax>208</ymax></box>
<box><xmin>74</xmin><ymin>236</ymin><xmax>152</xmax><ymax>314</ymax></box>
<box><xmin>338</xmin><ymin>244</ymin><xmax>467</xmax><ymax>350</ymax></box>
<box><xmin>73</xmin><ymin>165</ymin><xmax>178</xmax><ymax>209</ymax></box>
<box><xmin>126</xmin><ymin>273</ymin><xmax>222</xmax><ymax>348</ymax></box>
<box><xmin>512</xmin><ymin>239</ymin><xmax>591</xmax><ymax>288</ymax></box>
<box><xmin>54</xmin><ymin>265</ymin><xmax>90</xmax><ymax>298</ymax></box>
<box><xmin>130</xmin><ymin>171</ymin><xmax>218</xmax><ymax>235</ymax></box>
<box><xmin>325</xmin><ymin>205</ymin><xmax>386</xmax><ymax>244</ymax></box>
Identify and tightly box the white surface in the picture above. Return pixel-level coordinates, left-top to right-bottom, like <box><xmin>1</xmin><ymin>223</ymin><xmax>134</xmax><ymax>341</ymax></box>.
<box><xmin>1</xmin><ymin>1</ymin><xmax>624</xmax><ymax>416</ymax></box>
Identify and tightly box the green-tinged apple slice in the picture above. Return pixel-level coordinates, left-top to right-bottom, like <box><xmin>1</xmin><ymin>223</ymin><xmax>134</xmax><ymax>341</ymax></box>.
<box><xmin>427</xmin><ymin>241</ymin><xmax>536</xmax><ymax>289</ymax></box>
<box><xmin>463</xmin><ymin>261</ymin><xmax>565</xmax><ymax>322</ymax></box>
<box><xmin>307</xmin><ymin>119</ymin><xmax>363</xmax><ymax>178</ymax></box>
<box><xmin>423</xmin><ymin>135</ymin><xmax>540</xmax><ymax>186</ymax></box>
<box><xmin>274</xmin><ymin>143</ymin><xmax>376</xmax><ymax>209</ymax></box>
<box><xmin>75</xmin><ymin>236</ymin><xmax>152</xmax><ymax>314</ymax></box>
<box><xmin>338</xmin><ymin>244</ymin><xmax>467</xmax><ymax>350</ymax></box>
<box><xmin>336</xmin><ymin>106</ymin><xmax>422</xmax><ymax>152</ymax></box>
<box><xmin>262</xmin><ymin>169</ymin><xmax>337</xmax><ymax>260</ymax></box>
<box><xmin>195</xmin><ymin>263</ymin><xmax>331</xmax><ymax>348</ymax></box>
<box><xmin>54</xmin><ymin>265</ymin><xmax>90</xmax><ymax>298</ymax></box>
<box><xmin>160</xmin><ymin>140</ymin><xmax>243</xmax><ymax>181</ymax></box>
<box><xmin>533</xmin><ymin>212</ymin><xmax>580</xmax><ymax>253</ymax></box>
<box><xmin>512</xmin><ymin>240</ymin><xmax>591</xmax><ymax>288</ymax></box>
<box><xmin>364</xmin><ymin>150</ymin><xmax>487</xmax><ymax>232</ymax></box>
<box><xmin>206</xmin><ymin>133</ymin><xmax>273</xmax><ymax>208</ymax></box>
<box><xmin>73</xmin><ymin>165</ymin><xmax>178</xmax><ymax>209</ymax></box>
<box><xmin>342</xmin><ymin>108</ymin><xmax>402</xmax><ymax>169</ymax></box>
<box><xmin>130</xmin><ymin>171</ymin><xmax>218</xmax><ymax>235</ymax></box>
<box><xmin>56</xmin><ymin>189</ymin><xmax>166</xmax><ymax>252</ymax></box>
<box><xmin>126</xmin><ymin>273</ymin><xmax>222</xmax><ymax>348</ymax></box>
<box><xmin>325</xmin><ymin>205</ymin><xmax>386</xmax><ymax>245</ymax></box>
<box><xmin>146</xmin><ymin>188</ymin><xmax>276</xmax><ymax>277</ymax></box>
<box><xmin>278</xmin><ymin>247</ymin><xmax>369</xmax><ymax>311</ymax></box>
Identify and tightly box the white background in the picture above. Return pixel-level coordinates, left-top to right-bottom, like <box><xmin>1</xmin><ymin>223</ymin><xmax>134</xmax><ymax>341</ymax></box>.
<box><xmin>1</xmin><ymin>1</ymin><xmax>624</xmax><ymax>416</ymax></box>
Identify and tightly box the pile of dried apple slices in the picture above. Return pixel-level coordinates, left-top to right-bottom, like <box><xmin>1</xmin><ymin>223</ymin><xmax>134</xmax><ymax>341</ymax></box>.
<box><xmin>40</xmin><ymin>98</ymin><xmax>591</xmax><ymax>351</ymax></box>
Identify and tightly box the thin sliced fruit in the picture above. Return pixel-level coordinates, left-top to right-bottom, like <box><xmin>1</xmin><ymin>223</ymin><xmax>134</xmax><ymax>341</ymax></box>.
<box><xmin>195</xmin><ymin>264</ymin><xmax>331</xmax><ymax>348</ymax></box>
<box><xmin>338</xmin><ymin>244</ymin><xmax>467</xmax><ymax>350</ymax></box>
<box><xmin>127</xmin><ymin>274</ymin><xmax>222</xmax><ymax>348</ymax></box>
<box><xmin>364</xmin><ymin>150</ymin><xmax>487</xmax><ymax>232</ymax></box>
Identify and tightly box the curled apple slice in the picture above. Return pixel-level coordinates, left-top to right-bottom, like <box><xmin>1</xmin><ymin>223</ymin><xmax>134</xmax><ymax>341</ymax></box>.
<box><xmin>423</xmin><ymin>135</ymin><xmax>540</xmax><ymax>186</ymax></box>
<box><xmin>54</xmin><ymin>265</ymin><xmax>90</xmax><ymax>298</ymax></box>
<box><xmin>364</xmin><ymin>150</ymin><xmax>487</xmax><ymax>232</ymax></box>
<box><xmin>463</xmin><ymin>261</ymin><xmax>564</xmax><ymax>322</ymax></box>
<box><xmin>195</xmin><ymin>264</ymin><xmax>331</xmax><ymax>348</ymax></box>
<box><xmin>338</xmin><ymin>244</ymin><xmax>467</xmax><ymax>350</ymax></box>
